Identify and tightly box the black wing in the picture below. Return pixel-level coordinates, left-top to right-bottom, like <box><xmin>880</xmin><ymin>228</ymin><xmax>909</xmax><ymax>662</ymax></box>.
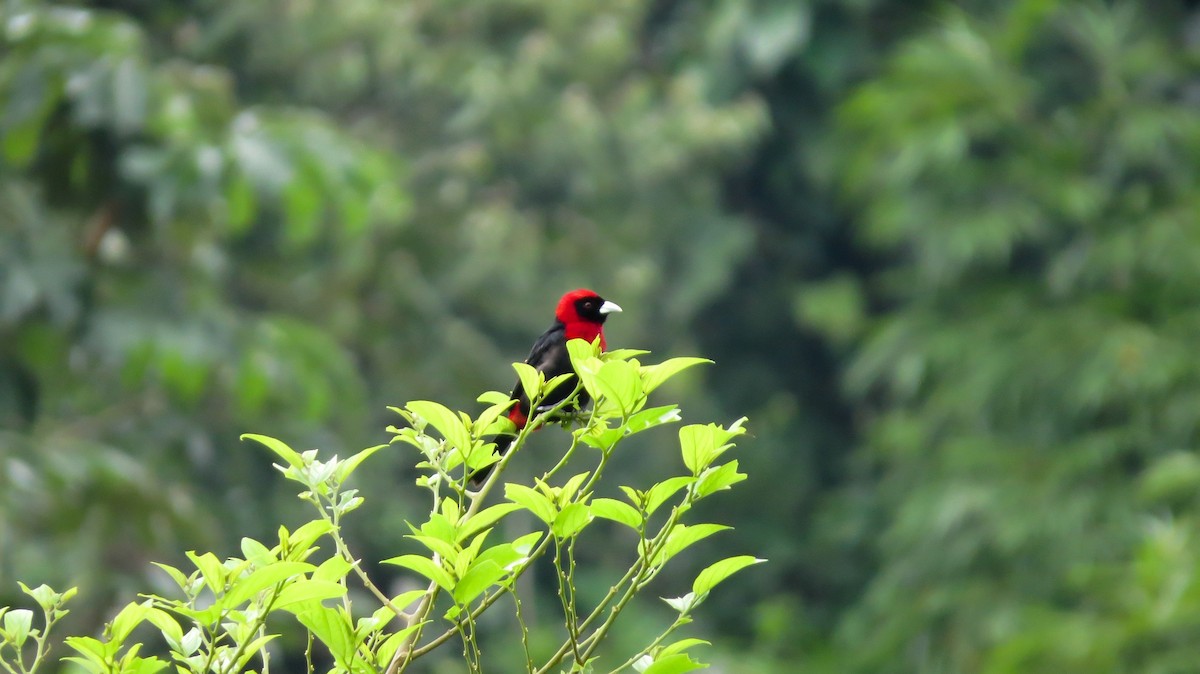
<box><xmin>509</xmin><ymin>321</ymin><xmax>569</xmax><ymax>410</ymax></box>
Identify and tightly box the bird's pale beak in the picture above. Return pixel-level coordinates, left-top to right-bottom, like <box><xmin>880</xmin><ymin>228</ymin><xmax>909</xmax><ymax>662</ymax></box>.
<box><xmin>599</xmin><ymin>301</ymin><xmax>622</xmax><ymax>315</ymax></box>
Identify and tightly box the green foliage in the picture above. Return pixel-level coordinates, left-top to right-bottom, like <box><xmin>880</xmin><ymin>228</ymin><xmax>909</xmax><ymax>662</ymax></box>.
<box><xmin>0</xmin><ymin>346</ymin><xmax>759</xmax><ymax>673</ymax></box>
<box><xmin>813</xmin><ymin>1</ymin><xmax>1200</xmax><ymax>672</ymax></box>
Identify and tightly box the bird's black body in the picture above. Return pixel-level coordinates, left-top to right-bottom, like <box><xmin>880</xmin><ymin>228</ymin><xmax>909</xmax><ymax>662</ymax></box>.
<box><xmin>507</xmin><ymin>321</ymin><xmax>592</xmax><ymax>424</ymax></box>
<box><xmin>469</xmin><ymin>289</ymin><xmax>620</xmax><ymax>486</ymax></box>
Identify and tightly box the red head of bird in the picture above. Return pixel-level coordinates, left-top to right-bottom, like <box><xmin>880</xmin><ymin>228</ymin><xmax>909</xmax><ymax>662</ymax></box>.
<box><xmin>555</xmin><ymin>289</ymin><xmax>622</xmax><ymax>348</ymax></box>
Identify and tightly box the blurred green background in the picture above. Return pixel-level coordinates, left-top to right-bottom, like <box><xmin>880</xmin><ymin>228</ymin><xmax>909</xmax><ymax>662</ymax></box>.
<box><xmin>4</xmin><ymin>0</ymin><xmax>1200</xmax><ymax>671</ymax></box>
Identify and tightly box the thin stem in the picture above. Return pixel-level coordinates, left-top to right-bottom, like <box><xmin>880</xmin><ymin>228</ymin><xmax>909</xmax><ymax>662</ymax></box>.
<box><xmin>537</xmin><ymin>494</ymin><xmax>691</xmax><ymax>674</ymax></box>
<box><xmin>218</xmin><ymin>583</ymin><xmax>283</xmax><ymax>674</ymax></box>
<box><xmin>0</xmin><ymin>648</ymin><xmax>19</xmax><ymax>674</ymax></box>
<box><xmin>387</xmin><ymin>478</ymin><xmax>448</xmax><ymax>674</ymax></box>
<box><xmin>510</xmin><ymin>587</ymin><xmax>536</xmax><ymax>674</ymax></box>
<box><xmin>406</xmin><ymin>531</ymin><xmax>556</xmax><ymax>659</ymax></box>
<box><xmin>604</xmin><ymin>613</ymin><xmax>692</xmax><ymax>674</ymax></box>
<box><xmin>552</xmin><ymin>541</ymin><xmax>583</xmax><ymax>665</ymax></box>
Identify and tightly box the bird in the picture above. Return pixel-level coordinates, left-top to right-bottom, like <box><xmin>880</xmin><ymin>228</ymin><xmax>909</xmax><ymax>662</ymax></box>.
<box><xmin>471</xmin><ymin>288</ymin><xmax>622</xmax><ymax>485</ymax></box>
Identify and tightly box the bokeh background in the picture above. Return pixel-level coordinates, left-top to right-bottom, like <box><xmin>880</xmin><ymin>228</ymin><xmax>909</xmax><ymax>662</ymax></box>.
<box><xmin>4</xmin><ymin>0</ymin><xmax>1200</xmax><ymax>671</ymax></box>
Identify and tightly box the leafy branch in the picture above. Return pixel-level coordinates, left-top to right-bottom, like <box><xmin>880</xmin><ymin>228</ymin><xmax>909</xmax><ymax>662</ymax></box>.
<box><xmin>0</xmin><ymin>342</ymin><xmax>762</xmax><ymax>674</ymax></box>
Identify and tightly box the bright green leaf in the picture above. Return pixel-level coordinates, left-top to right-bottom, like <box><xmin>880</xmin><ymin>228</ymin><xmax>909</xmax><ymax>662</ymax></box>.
<box><xmin>381</xmin><ymin>555</ymin><xmax>454</xmax><ymax>591</ymax></box>
<box><xmin>692</xmin><ymin>555</ymin><xmax>765</xmax><ymax>596</ymax></box>
<box><xmin>505</xmin><ymin>483</ymin><xmax>557</xmax><ymax>525</ymax></box>
<box><xmin>641</xmin><ymin>357</ymin><xmax>712</xmax><ymax>394</ymax></box>
<box><xmin>3</xmin><ymin>609</ymin><xmax>33</xmax><ymax>648</ymax></box>
<box><xmin>458</xmin><ymin>502</ymin><xmax>523</xmax><ymax>542</ymax></box>
<box><xmin>591</xmin><ymin>498</ymin><xmax>643</xmax><ymax>529</ymax></box>
<box><xmin>452</xmin><ymin>560</ymin><xmax>506</xmax><ymax>605</ymax></box>
<box><xmin>553</xmin><ymin>502</ymin><xmax>592</xmax><ymax>538</ymax></box>
<box><xmin>242</xmin><ymin>434</ymin><xmax>305</xmax><ymax>470</ymax></box>
<box><xmin>642</xmin><ymin>652</ymin><xmax>705</xmax><ymax>674</ymax></box>
<box><xmin>646</xmin><ymin>476</ymin><xmax>694</xmax><ymax>516</ymax></box>
<box><xmin>224</xmin><ymin>561</ymin><xmax>315</xmax><ymax>607</ymax></box>
<box><xmin>407</xmin><ymin>400</ymin><xmax>473</xmax><ymax>454</ymax></box>
<box><xmin>271</xmin><ymin>579</ymin><xmax>347</xmax><ymax>611</ymax></box>
<box><xmin>652</xmin><ymin>524</ymin><xmax>731</xmax><ymax>566</ymax></box>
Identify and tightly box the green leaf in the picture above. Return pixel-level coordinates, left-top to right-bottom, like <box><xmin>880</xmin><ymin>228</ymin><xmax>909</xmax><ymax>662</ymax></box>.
<box><xmin>652</xmin><ymin>524</ymin><xmax>730</xmax><ymax>566</ymax></box>
<box><xmin>375</xmin><ymin>623</ymin><xmax>426</xmax><ymax>667</ymax></box>
<box><xmin>240</xmin><ymin>538</ymin><xmax>277</xmax><ymax>567</ymax></box>
<box><xmin>141</xmin><ymin>607</ymin><xmax>182</xmax><ymax>647</ymax></box>
<box><xmin>452</xmin><ymin>560</ymin><xmax>506</xmax><ymax>605</ymax></box>
<box><xmin>456</xmin><ymin>528</ymin><xmax>491</xmax><ymax>577</ymax></box>
<box><xmin>474</xmin><ymin>542</ymin><xmax>525</xmax><ymax>572</ymax></box>
<box><xmin>389</xmin><ymin>589</ymin><xmax>430</xmax><ymax>613</ymax></box>
<box><xmin>603</xmin><ymin>348</ymin><xmax>652</xmax><ymax>361</ymax></box>
<box><xmin>641</xmin><ymin>357</ymin><xmax>712</xmax><ymax>394</ymax></box>
<box><xmin>186</xmin><ymin>551</ymin><xmax>227</xmax><ymax>594</ymax></box>
<box><xmin>474</xmin><ymin>399</ymin><xmax>516</xmax><ymax>436</ymax></box>
<box><xmin>224</xmin><ymin>561</ymin><xmax>316</xmax><ymax>607</ymax></box>
<box><xmin>591</xmin><ymin>498</ymin><xmax>643</xmax><ymax>529</ymax></box>
<box><xmin>625</xmin><ymin>405</ymin><xmax>682</xmax><ymax>435</ymax></box>
<box><xmin>109</xmin><ymin>601</ymin><xmax>152</xmax><ymax>643</ymax></box>
<box><xmin>271</xmin><ymin>579</ymin><xmax>347</xmax><ymax>611</ymax></box>
<box><xmin>314</xmin><ymin>556</ymin><xmax>354</xmax><ymax>583</ymax></box>
<box><xmin>558</xmin><ymin>471</ymin><xmax>591</xmax><ymax>504</ymax></box>
<box><xmin>242</xmin><ymin>433</ymin><xmax>305</xmax><ymax>470</ymax></box>
<box><xmin>407</xmin><ymin>400</ymin><xmax>473</xmax><ymax>454</ymax></box>
<box><xmin>594</xmin><ymin>359</ymin><xmax>644</xmax><ymax>415</ymax></box>
<box><xmin>335</xmin><ymin>443</ymin><xmax>388</xmax><ymax>483</ymax></box>
<box><xmin>567</xmin><ymin>338</ymin><xmax>604</xmax><ymax>399</ymax></box>
<box><xmin>679</xmin><ymin>425</ymin><xmax>716</xmax><ymax>475</ymax></box>
<box><xmin>417</xmin><ymin>511</ymin><xmax>459</xmax><ymax>544</ymax></box>
<box><xmin>553</xmin><ymin>502</ymin><xmax>592</xmax><ymax>538</ymax></box>
<box><xmin>3</xmin><ymin>609</ymin><xmax>33</xmax><ymax>648</ymax></box>
<box><xmin>646</xmin><ymin>476</ymin><xmax>694</xmax><ymax>516</ymax></box>
<box><xmin>233</xmin><ymin>633</ymin><xmax>279</xmax><ymax>671</ymax></box>
<box><xmin>382</xmin><ymin>555</ymin><xmax>454</xmax><ymax>591</ymax></box>
<box><xmin>660</xmin><ymin>638</ymin><xmax>711</xmax><ymax>657</ymax></box>
<box><xmin>18</xmin><ymin>582</ymin><xmax>59</xmax><ymax>611</ymax></box>
<box><xmin>505</xmin><ymin>483</ymin><xmax>557</xmax><ymax>524</ymax></box>
<box><xmin>464</xmin><ymin>438</ymin><xmax>500</xmax><ymax>472</ymax></box>
<box><xmin>477</xmin><ymin>390</ymin><xmax>512</xmax><ymax>406</ymax></box>
<box><xmin>512</xmin><ymin>363</ymin><xmax>542</xmax><ymax>407</ymax></box>
<box><xmin>64</xmin><ymin>636</ymin><xmax>112</xmax><ymax>670</ymax></box>
<box><xmin>458</xmin><ymin>502</ymin><xmax>523</xmax><ymax>542</ymax></box>
<box><xmin>661</xmin><ymin>593</ymin><xmax>695</xmax><ymax>613</ymax></box>
<box><xmin>295</xmin><ymin>605</ymin><xmax>355</xmax><ymax>668</ymax></box>
<box><xmin>694</xmin><ymin>461</ymin><xmax>747</xmax><ymax>498</ymax></box>
<box><xmin>288</xmin><ymin>519</ymin><xmax>336</xmax><ymax>553</ymax></box>
<box><xmin>406</xmin><ymin>534</ymin><xmax>459</xmax><ymax>565</ymax></box>
<box><xmin>642</xmin><ymin>653</ymin><xmax>705</xmax><ymax>674</ymax></box>
<box><xmin>692</xmin><ymin>555</ymin><xmax>765</xmax><ymax>596</ymax></box>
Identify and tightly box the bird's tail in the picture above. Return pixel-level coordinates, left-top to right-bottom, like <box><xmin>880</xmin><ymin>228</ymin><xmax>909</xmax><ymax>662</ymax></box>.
<box><xmin>468</xmin><ymin>404</ymin><xmax>527</xmax><ymax>486</ymax></box>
